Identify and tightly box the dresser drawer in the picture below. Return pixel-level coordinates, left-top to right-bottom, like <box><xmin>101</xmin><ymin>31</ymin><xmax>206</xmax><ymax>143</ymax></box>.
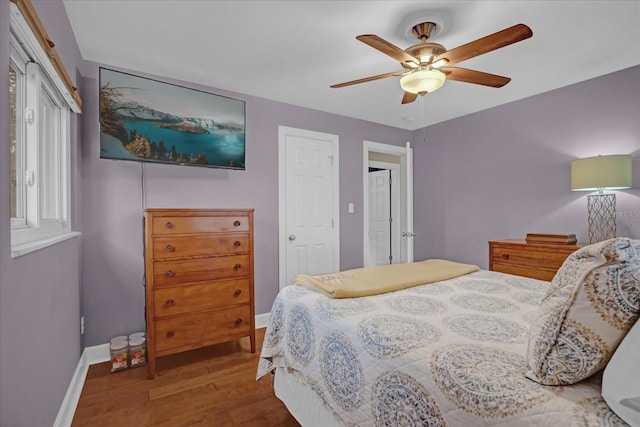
<box><xmin>154</xmin><ymin>279</ymin><xmax>250</xmax><ymax>318</ymax></box>
<box><xmin>489</xmin><ymin>240</ymin><xmax>580</xmax><ymax>281</ymax></box>
<box><xmin>491</xmin><ymin>245</ymin><xmax>571</xmax><ymax>270</ymax></box>
<box><xmin>154</xmin><ymin>306</ymin><xmax>252</xmax><ymax>356</ymax></box>
<box><xmin>491</xmin><ymin>263</ymin><xmax>557</xmax><ymax>282</ymax></box>
<box><xmin>152</xmin><ymin>215</ymin><xmax>250</xmax><ymax>235</ymax></box>
<box><xmin>153</xmin><ymin>255</ymin><xmax>250</xmax><ymax>286</ymax></box>
<box><xmin>152</xmin><ymin>233</ymin><xmax>250</xmax><ymax>260</ymax></box>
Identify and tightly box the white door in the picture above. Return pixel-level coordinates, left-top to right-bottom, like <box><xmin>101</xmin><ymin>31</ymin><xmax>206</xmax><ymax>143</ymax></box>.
<box><xmin>278</xmin><ymin>126</ymin><xmax>340</xmax><ymax>290</ymax></box>
<box><xmin>368</xmin><ymin>169</ymin><xmax>391</xmax><ymax>266</ymax></box>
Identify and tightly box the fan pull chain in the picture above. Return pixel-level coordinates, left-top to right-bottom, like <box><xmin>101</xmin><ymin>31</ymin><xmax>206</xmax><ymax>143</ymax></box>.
<box><xmin>419</xmin><ymin>95</ymin><xmax>427</xmax><ymax>144</ymax></box>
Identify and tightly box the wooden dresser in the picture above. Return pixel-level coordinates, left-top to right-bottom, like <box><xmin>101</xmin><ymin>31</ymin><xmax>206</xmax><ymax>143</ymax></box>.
<box><xmin>489</xmin><ymin>239</ymin><xmax>581</xmax><ymax>281</ymax></box>
<box><xmin>144</xmin><ymin>208</ymin><xmax>255</xmax><ymax>379</ymax></box>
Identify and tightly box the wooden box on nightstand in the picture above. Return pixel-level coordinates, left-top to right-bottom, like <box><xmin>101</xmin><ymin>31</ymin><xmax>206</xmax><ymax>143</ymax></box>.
<box><xmin>489</xmin><ymin>239</ymin><xmax>581</xmax><ymax>281</ymax></box>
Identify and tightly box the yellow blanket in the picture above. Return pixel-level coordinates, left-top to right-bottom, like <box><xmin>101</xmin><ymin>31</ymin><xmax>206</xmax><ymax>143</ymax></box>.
<box><xmin>292</xmin><ymin>259</ymin><xmax>479</xmax><ymax>298</ymax></box>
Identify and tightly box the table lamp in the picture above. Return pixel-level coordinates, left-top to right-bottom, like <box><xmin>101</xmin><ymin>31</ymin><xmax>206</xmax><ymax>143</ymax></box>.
<box><xmin>571</xmin><ymin>154</ymin><xmax>632</xmax><ymax>243</ymax></box>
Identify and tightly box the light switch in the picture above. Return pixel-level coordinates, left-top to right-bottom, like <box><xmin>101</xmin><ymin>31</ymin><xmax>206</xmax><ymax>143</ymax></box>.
<box><xmin>348</xmin><ymin>203</ymin><xmax>354</xmax><ymax>213</ymax></box>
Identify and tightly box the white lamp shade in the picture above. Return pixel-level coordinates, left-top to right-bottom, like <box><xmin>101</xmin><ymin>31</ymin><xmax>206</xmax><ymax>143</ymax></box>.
<box><xmin>400</xmin><ymin>69</ymin><xmax>446</xmax><ymax>94</ymax></box>
<box><xmin>571</xmin><ymin>154</ymin><xmax>632</xmax><ymax>191</ymax></box>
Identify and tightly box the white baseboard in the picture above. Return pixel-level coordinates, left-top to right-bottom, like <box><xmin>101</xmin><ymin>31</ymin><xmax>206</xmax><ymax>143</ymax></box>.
<box><xmin>52</xmin><ymin>350</ymin><xmax>87</xmax><ymax>427</ymax></box>
<box><xmin>255</xmin><ymin>312</ymin><xmax>271</xmax><ymax>329</ymax></box>
<box><xmin>53</xmin><ymin>343</ymin><xmax>110</xmax><ymax>427</ymax></box>
<box><xmin>53</xmin><ymin>312</ymin><xmax>271</xmax><ymax>426</ymax></box>
<box><xmin>85</xmin><ymin>343</ymin><xmax>111</xmax><ymax>364</ymax></box>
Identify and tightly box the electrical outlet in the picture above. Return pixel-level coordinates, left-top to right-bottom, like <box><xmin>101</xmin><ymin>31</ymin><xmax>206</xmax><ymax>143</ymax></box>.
<box><xmin>80</xmin><ymin>315</ymin><xmax>85</xmax><ymax>335</ymax></box>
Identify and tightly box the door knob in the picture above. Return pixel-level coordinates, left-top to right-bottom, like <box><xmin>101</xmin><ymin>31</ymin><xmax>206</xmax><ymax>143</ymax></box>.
<box><xmin>288</xmin><ymin>234</ymin><xmax>296</xmax><ymax>241</ymax></box>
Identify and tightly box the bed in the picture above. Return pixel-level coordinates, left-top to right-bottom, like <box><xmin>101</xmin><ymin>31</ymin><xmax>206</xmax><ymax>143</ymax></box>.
<box><xmin>257</xmin><ymin>239</ymin><xmax>640</xmax><ymax>427</ymax></box>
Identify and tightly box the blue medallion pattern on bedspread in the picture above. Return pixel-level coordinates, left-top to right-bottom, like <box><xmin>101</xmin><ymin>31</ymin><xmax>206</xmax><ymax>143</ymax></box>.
<box><xmin>285</xmin><ymin>305</ymin><xmax>314</xmax><ymax>367</ymax></box>
<box><xmin>257</xmin><ymin>270</ymin><xmax>629</xmax><ymax>426</ymax></box>
<box><xmin>320</xmin><ymin>331</ymin><xmax>364</xmax><ymax>410</ymax></box>
<box><xmin>358</xmin><ymin>315</ymin><xmax>440</xmax><ymax>359</ymax></box>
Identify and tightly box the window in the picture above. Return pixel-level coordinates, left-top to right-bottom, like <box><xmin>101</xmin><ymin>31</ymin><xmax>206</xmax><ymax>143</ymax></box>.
<box><xmin>9</xmin><ymin>1</ymin><xmax>80</xmax><ymax>257</ymax></box>
<box><xmin>9</xmin><ymin>57</ymin><xmax>24</xmax><ymax>224</ymax></box>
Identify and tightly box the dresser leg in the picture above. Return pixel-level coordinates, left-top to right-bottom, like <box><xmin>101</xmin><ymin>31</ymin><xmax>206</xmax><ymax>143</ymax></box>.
<box><xmin>147</xmin><ymin>358</ymin><xmax>155</xmax><ymax>380</ymax></box>
<box><xmin>250</xmin><ymin>332</ymin><xmax>256</xmax><ymax>353</ymax></box>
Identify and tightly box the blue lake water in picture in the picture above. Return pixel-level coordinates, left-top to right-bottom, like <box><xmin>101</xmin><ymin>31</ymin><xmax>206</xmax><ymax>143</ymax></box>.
<box><xmin>117</xmin><ymin>119</ymin><xmax>245</xmax><ymax>168</ymax></box>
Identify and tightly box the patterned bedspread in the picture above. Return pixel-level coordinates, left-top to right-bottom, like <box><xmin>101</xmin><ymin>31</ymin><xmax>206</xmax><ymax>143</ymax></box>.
<box><xmin>257</xmin><ymin>270</ymin><xmax>629</xmax><ymax>426</ymax></box>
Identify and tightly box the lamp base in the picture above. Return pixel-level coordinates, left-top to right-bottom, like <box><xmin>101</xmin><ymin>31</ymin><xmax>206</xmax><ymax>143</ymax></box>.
<box><xmin>587</xmin><ymin>193</ymin><xmax>617</xmax><ymax>244</ymax></box>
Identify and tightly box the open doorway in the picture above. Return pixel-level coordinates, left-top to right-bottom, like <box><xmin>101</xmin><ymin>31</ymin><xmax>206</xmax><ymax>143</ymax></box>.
<box><xmin>367</xmin><ymin>162</ymin><xmax>400</xmax><ymax>266</ymax></box>
<box><xmin>363</xmin><ymin>141</ymin><xmax>414</xmax><ymax>267</ymax></box>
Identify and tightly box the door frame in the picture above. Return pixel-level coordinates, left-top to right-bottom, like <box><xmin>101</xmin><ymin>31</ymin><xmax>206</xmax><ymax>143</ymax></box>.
<box><xmin>278</xmin><ymin>126</ymin><xmax>340</xmax><ymax>290</ymax></box>
<box><xmin>363</xmin><ymin>140</ymin><xmax>414</xmax><ymax>266</ymax></box>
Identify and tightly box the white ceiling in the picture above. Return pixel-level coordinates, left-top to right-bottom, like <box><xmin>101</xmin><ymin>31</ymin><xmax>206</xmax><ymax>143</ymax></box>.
<box><xmin>62</xmin><ymin>1</ymin><xmax>640</xmax><ymax>130</ymax></box>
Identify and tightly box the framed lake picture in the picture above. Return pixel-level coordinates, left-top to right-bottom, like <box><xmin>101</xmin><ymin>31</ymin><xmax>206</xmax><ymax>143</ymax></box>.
<box><xmin>99</xmin><ymin>68</ymin><xmax>246</xmax><ymax>170</ymax></box>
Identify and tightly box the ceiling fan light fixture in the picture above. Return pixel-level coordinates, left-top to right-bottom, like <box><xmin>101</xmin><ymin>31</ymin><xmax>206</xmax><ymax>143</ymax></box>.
<box><xmin>431</xmin><ymin>58</ymin><xmax>448</xmax><ymax>68</ymax></box>
<box><xmin>400</xmin><ymin>69</ymin><xmax>446</xmax><ymax>94</ymax></box>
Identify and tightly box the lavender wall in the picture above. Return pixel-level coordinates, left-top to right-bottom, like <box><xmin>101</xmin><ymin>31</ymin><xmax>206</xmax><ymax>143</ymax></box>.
<box><xmin>412</xmin><ymin>65</ymin><xmax>640</xmax><ymax>267</ymax></box>
<box><xmin>79</xmin><ymin>63</ymin><xmax>412</xmax><ymax>346</ymax></box>
<box><xmin>1</xmin><ymin>2</ymin><xmax>638</xmax><ymax>424</ymax></box>
<box><xmin>81</xmin><ymin>64</ymin><xmax>640</xmax><ymax>350</ymax></box>
<box><xmin>0</xmin><ymin>1</ymin><xmax>83</xmax><ymax>426</ymax></box>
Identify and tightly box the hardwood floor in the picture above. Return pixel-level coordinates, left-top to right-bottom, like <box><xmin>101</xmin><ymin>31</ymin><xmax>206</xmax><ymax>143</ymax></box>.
<box><xmin>72</xmin><ymin>328</ymin><xmax>300</xmax><ymax>426</ymax></box>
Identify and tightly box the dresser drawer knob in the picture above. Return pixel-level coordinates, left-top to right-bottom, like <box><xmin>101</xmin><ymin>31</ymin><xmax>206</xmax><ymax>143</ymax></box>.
<box><xmin>233</xmin><ymin>241</ymin><xmax>241</xmax><ymax>248</ymax></box>
<box><xmin>233</xmin><ymin>220</ymin><xmax>241</xmax><ymax>227</ymax></box>
<box><xmin>165</xmin><ymin>221</ymin><xmax>174</xmax><ymax>229</ymax></box>
<box><xmin>502</xmin><ymin>254</ymin><xmax>510</xmax><ymax>260</ymax></box>
<box><xmin>167</xmin><ymin>330</ymin><xmax>175</xmax><ymax>338</ymax></box>
<box><xmin>234</xmin><ymin>289</ymin><xmax>242</xmax><ymax>296</ymax></box>
<box><xmin>166</xmin><ymin>270</ymin><xmax>175</xmax><ymax>278</ymax></box>
<box><xmin>165</xmin><ymin>244</ymin><xmax>174</xmax><ymax>252</ymax></box>
<box><xmin>233</xmin><ymin>264</ymin><xmax>242</xmax><ymax>271</ymax></box>
<box><xmin>235</xmin><ymin>318</ymin><xmax>243</xmax><ymax>325</ymax></box>
<box><xmin>166</xmin><ymin>299</ymin><xmax>175</xmax><ymax>306</ymax></box>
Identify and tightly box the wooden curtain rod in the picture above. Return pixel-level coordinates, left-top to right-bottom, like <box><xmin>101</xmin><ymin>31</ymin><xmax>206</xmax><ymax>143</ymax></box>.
<box><xmin>9</xmin><ymin>0</ymin><xmax>83</xmax><ymax>111</ymax></box>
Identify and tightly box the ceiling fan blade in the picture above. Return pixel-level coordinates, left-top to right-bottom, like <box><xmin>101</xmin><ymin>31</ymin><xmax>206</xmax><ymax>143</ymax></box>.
<box><xmin>434</xmin><ymin>24</ymin><xmax>532</xmax><ymax>66</ymax></box>
<box><xmin>441</xmin><ymin>67</ymin><xmax>511</xmax><ymax>87</ymax></box>
<box><xmin>401</xmin><ymin>91</ymin><xmax>418</xmax><ymax>104</ymax></box>
<box><xmin>356</xmin><ymin>34</ymin><xmax>419</xmax><ymax>67</ymax></box>
<box><xmin>330</xmin><ymin>71</ymin><xmax>404</xmax><ymax>88</ymax></box>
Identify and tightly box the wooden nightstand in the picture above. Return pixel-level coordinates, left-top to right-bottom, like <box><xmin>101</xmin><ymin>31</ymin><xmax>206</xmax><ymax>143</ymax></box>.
<box><xmin>489</xmin><ymin>239</ymin><xmax>581</xmax><ymax>281</ymax></box>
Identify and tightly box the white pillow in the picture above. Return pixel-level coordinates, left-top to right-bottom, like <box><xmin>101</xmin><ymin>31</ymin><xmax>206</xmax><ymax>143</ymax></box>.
<box><xmin>526</xmin><ymin>238</ymin><xmax>640</xmax><ymax>385</ymax></box>
<box><xmin>602</xmin><ymin>317</ymin><xmax>640</xmax><ymax>427</ymax></box>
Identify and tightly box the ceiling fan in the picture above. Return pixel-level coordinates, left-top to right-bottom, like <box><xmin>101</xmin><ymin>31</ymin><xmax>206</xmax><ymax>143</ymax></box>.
<box><xmin>331</xmin><ymin>22</ymin><xmax>533</xmax><ymax>104</ymax></box>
